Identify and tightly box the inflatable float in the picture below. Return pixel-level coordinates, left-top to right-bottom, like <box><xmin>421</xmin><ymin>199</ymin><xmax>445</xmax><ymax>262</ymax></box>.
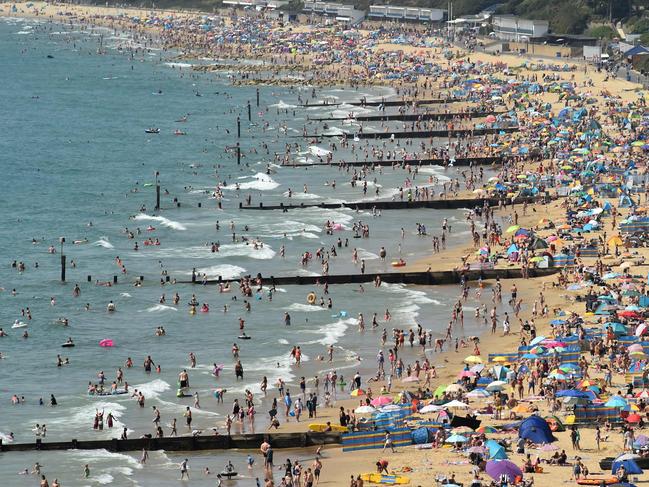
<box><xmin>391</xmin><ymin>259</ymin><xmax>406</xmax><ymax>267</ymax></box>
<box><xmin>576</xmin><ymin>478</ymin><xmax>619</xmax><ymax>486</ymax></box>
<box><xmin>307</xmin><ymin>292</ymin><xmax>317</xmax><ymax>305</ymax></box>
<box><xmin>308</xmin><ymin>423</ymin><xmax>348</xmax><ymax>433</ymax></box>
<box><xmin>219</xmin><ymin>471</ymin><xmax>238</xmax><ymax>479</ymax></box>
<box><xmin>360</xmin><ymin>473</ymin><xmax>410</xmax><ymax>485</ymax></box>
<box><xmin>61</xmin><ymin>342</ymin><xmax>75</xmax><ymax>348</ymax></box>
<box><xmin>99</xmin><ymin>339</ymin><xmax>114</xmax><ymax>347</ymax></box>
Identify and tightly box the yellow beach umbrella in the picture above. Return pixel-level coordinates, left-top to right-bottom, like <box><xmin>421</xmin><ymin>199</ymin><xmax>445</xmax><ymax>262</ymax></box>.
<box><xmin>464</xmin><ymin>355</ymin><xmax>483</xmax><ymax>364</ymax></box>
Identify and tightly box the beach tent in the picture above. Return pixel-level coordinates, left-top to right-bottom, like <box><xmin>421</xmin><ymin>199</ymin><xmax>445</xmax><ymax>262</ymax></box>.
<box><xmin>411</xmin><ymin>427</ymin><xmax>436</xmax><ymax>444</ymax></box>
<box><xmin>518</xmin><ymin>416</ymin><xmax>556</xmax><ymax>444</ymax></box>
<box><xmin>612</xmin><ymin>458</ymin><xmax>644</xmax><ymax>475</ymax></box>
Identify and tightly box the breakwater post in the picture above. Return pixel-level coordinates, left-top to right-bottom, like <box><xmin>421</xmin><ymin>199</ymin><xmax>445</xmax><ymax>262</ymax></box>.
<box><xmin>237</xmin><ymin>116</ymin><xmax>241</xmax><ymax>139</ymax></box>
<box><xmin>256</xmin><ymin>88</ymin><xmax>260</xmax><ymax>107</ymax></box>
<box><xmin>59</xmin><ymin>237</ymin><xmax>66</xmax><ymax>282</ymax></box>
<box><xmin>247</xmin><ymin>101</ymin><xmax>252</xmax><ymax>122</ymax></box>
<box><xmin>154</xmin><ymin>171</ymin><xmax>160</xmax><ymax>211</ymax></box>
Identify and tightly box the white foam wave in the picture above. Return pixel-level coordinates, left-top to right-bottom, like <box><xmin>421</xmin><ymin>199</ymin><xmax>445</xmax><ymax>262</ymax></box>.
<box><xmin>157</xmin><ymin>242</ymin><xmax>274</xmax><ymax>261</ymax></box>
<box><xmin>285</xmin><ymin>303</ymin><xmax>325</xmax><ymax>313</ymax></box>
<box><xmin>132</xmin><ymin>379</ymin><xmax>171</xmax><ymax>399</ymax></box>
<box><xmin>93</xmin><ymin>238</ymin><xmax>114</xmax><ymax>249</ymax></box>
<box><xmin>284</xmin><ymin>192</ymin><xmax>321</xmax><ymax>200</ymax></box>
<box><xmin>45</xmin><ymin>402</ymin><xmax>129</xmax><ymax>438</ymax></box>
<box><xmin>270</xmin><ymin>100</ymin><xmax>297</xmax><ymax>109</ymax></box>
<box><xmin>164</xmin><ymin>62</ymin><xmax>192</xmax><ymax>68</ymax></box>
<box><xmin>144</xmin><ymin>304</ymin><xmax>178</xmax><ymax>313</ymax></box>
<box><xmin>195</xmin><ymin>264</ymin><xmax>246</xmax><ymax>279</ymax></box>
<box><xmin>226</xmin><ymin>172</ymin><xmax>279</xmax><ymax>191</ymax></box>
<box><xmin>133</xmin><ymin>214</ymin><xmax>187</xmax><ymax>231</ymax></box>
<box><xmin>308</xmin><ymin>146</ymin><xmax>331</xmax><ymax>157</ymax></box>
<box><xmin>67</xmin><ymin>449</ymin><xmax>142</xmax><ymax>468</ymax></box>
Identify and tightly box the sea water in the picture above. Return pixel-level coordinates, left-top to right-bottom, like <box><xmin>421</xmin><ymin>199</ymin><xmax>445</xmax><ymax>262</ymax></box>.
<box><xmin>0</xmin><ymin>17</ymin><xmax>491</xmax><ymax>485</ymax></box>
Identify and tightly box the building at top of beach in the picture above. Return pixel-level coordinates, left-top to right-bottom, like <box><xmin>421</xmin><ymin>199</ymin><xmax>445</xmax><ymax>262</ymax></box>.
<box><xmin>303</xmin><ymin>1</ymin><xmax>366</xmax><ymax>25</ymax></box>
<box><xmin>367</xmin><ymin>5</ymin><xmax>447</xmax><ymax>23</ymax></box>
<box><xmin>491</xmin><ymin>15</ymin><xmax>549</xmax><ymax>41</ymax></box>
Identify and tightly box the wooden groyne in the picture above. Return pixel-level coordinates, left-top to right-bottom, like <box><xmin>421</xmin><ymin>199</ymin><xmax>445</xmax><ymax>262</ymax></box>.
<box><xmin>0</xmin><ymin>432</ymin><xmax>341</xmax><ymax>453</ymax></box>
<box><xmin>183</xmin><ymin>268</ymin><xmax>559</xmax><ymax>287</ymax></box>
<box><xmin>238</xmin><ymin>197</ymin><xmax>502</xmax><ymax>211</ymax></box>
<box><xmin>309</xmin><ymin>111</ymin><xmax>507</xmax><ymax>122</ymax></box>
<box><xmin>298</xmin><ymin>98</ymin><xmax>462</xmax><ymax>108</ymax></box>
<box><xmin>281</xmin><ymin>156</ymin><xmax>504</xmax><ymax>168</ymax></box>
<box><xmin>301</xmin><ymin>126</ymin><xmax>519</xmax><ymax>139</ymax></box>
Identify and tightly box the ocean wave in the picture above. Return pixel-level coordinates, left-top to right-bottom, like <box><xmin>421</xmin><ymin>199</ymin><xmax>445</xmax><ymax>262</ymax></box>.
<box><xmin>226</xmin><ymin>172</ymin><xmax>279</xmax><ymax>191</ymax></box>
<box><xmin>143</xmin><ymin>304</ymin><xmax>178</xmax><ymax>313</ymax></box>
<box><xmin>133</xmin><ymin>214</ymin><xmax>187</xmax><ymax>231</ymax></box>
<box><xmin>194</xmin><ymin>264</ymin><xmax>246</xmax><ymax>279</ymax></box>
<box><xmin>308</xmin><ymin>146</ymin><xmax>331</xmax><ymax>157</ymax></box>
<box><xmin>93</xmin><ymin>238</ymin><xmax>114</xmax><ymax>249</ymax></box>
<box><xmin>164</xmin><ymin>62</ymin><xmax>192</xmax><ymax>68</ymax></box>
<box><xmin>269</xmin><ymin>100</ymin><xmax>297</xmax><ymax>109</ymax></box>
<box><xmin>285</xmin><ymin>303</ymin><xmax>326</xmax><ymax>313</ymax></box>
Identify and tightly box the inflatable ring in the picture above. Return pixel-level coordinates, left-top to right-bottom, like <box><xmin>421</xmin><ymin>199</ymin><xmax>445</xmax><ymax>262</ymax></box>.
<box><xmin>307</xmin><ymin>292</ymin><xmax>317</xmax><ymax>305</ymax></box>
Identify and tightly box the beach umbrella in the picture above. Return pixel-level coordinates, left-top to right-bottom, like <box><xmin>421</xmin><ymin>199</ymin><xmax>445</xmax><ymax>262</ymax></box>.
<box><xmin>506</xmin><ymin>225</ymin><xmax>520</xmax><ymax>233</ymax></box>
<box><xmin>529</xmin><ymin>336</ymin><xmax>547</xmax><ymax>346</ymax></box>
<box><xmin>605</xmin><ymin>395</ymin><xmax>628</xmax><ymax>408</ymax></box>
<box><xmin>350</xmin><ymin>389</ymin><xmax>365</xmax><ymax>397</ymax></box>
<box><xmin>636</xmin><ymin>324</ymin><xmax>649</xmax><ymax>336</ymax></box>
<box><xmin>433</xmin><ymin>385</ymin><xmax>447</xmax><ymax>398</ymax></box>
<box><xmin>464</xmin><ymin>355</ymin><xmax>483</xmax><ymax>364</ymax></box>
<box><xmin>486</xmin><ymin>460</ymin><xmax>522</xmax><ymax>481</ymax></box>
<box><xmin>371</xmin><ymin>396</ymin><xmax>392</xmax><ymax>407</ymax></box>
<box><xmin>445</xmin><ymin>383</ymin><xmax>464</xmax><ymax>394</ymax></box>
<box><xmin>491</xmin><ymin>356</ymin><xmax>509</xmax><ymax>363</ymax></box>
<box><xmin>446</xmin><ymin>434</ymin><xmax>468</xmax><ymax>443</ymax></box>
<box><xmin>354</xmin><ymin>405</ymin><xmax>376</xmax><ymax>414</ymax></box>
<box><xmin>467</xmin><ymin>389</ymin><xmax>491</xmax><ymax>399</ymax></box>
<box><xmin>511</xmin><ymin>404</ymin><xmax>532</xmax><ymax>414</ymax></box>
<box><xmin>629</xmin><ymin>343</ymin><xmax>645</xmax><ymax>352</ymax></box>
<box><xmin>477</xmin><ymin>425</ymin><xmax>498</xmax><ymax>434</ymax></box>
<box><xmin>443</xmin><ymin>400</ymin><xmax>469</xmax><ymax>409</ymax></box>
<box><xmin>492</xmin><ymin>365</ymin><xmax>509</xmax><ymax>380</ymax></box>
<box><xmin>626</xmin><ymin>413</ymin><xmax>642</xmax><ymax>423</ymax></box>
<box><xmin>485</xmin><ymin>439</ymin><xmax>508</xmax><ymax>459</ymax></box>
<box><xmin>420</xmin><ymin>404</ymin><xmax>443</xmax><ymax>413</ymax></box>
<box><xmin>634</xmin><ymin>434</ymin><xmax>649</xmax><ymax>446</ymax></box>
<box><xmin>608</xmin><ymin>235</ymin><xmax>624</xmax><ymax>246</ymax></box>
<box><xmin>379</xmin><ymin>404</ymin><xmax>402</xmax><ymax>412</ymax></box>
<box><xmin>470</xmin><ymin>364</ymin><xmax>485</xmax><ymax>374</ymax></box>
<box><xmin>486</xmin><ymin>381</ymin><xmax>507</xmax><ymax>392</ymax></box>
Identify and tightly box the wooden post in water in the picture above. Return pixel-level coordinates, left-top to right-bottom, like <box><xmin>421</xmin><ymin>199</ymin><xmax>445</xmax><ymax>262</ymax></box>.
<box><xmin>247</xmin><ymin>101</ymin><xmax>251</xmax><ymax>122</ymax></box>
<box><xmin>256</xmin><ymin>88</ymin><xmax>260</xmax><ymax>107</ymax></box>
<box><xmin>237</xmin><ymin>117</ymin><xmax>241</xmax><ymax>139</ymax></box>
<box><xmin>59</xmin><ymin>237</ymin><xmax>66</xmax><ymax>282</ymax></box>
<box><xmin>154</xmin><ymin>171</ymin><xmax>160</xmax><ymax>211</ymax></box>
<box><xmin>236</xmin><ymin>143</ymin><xmax>241</xmax><ymax>165</ymax></box>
